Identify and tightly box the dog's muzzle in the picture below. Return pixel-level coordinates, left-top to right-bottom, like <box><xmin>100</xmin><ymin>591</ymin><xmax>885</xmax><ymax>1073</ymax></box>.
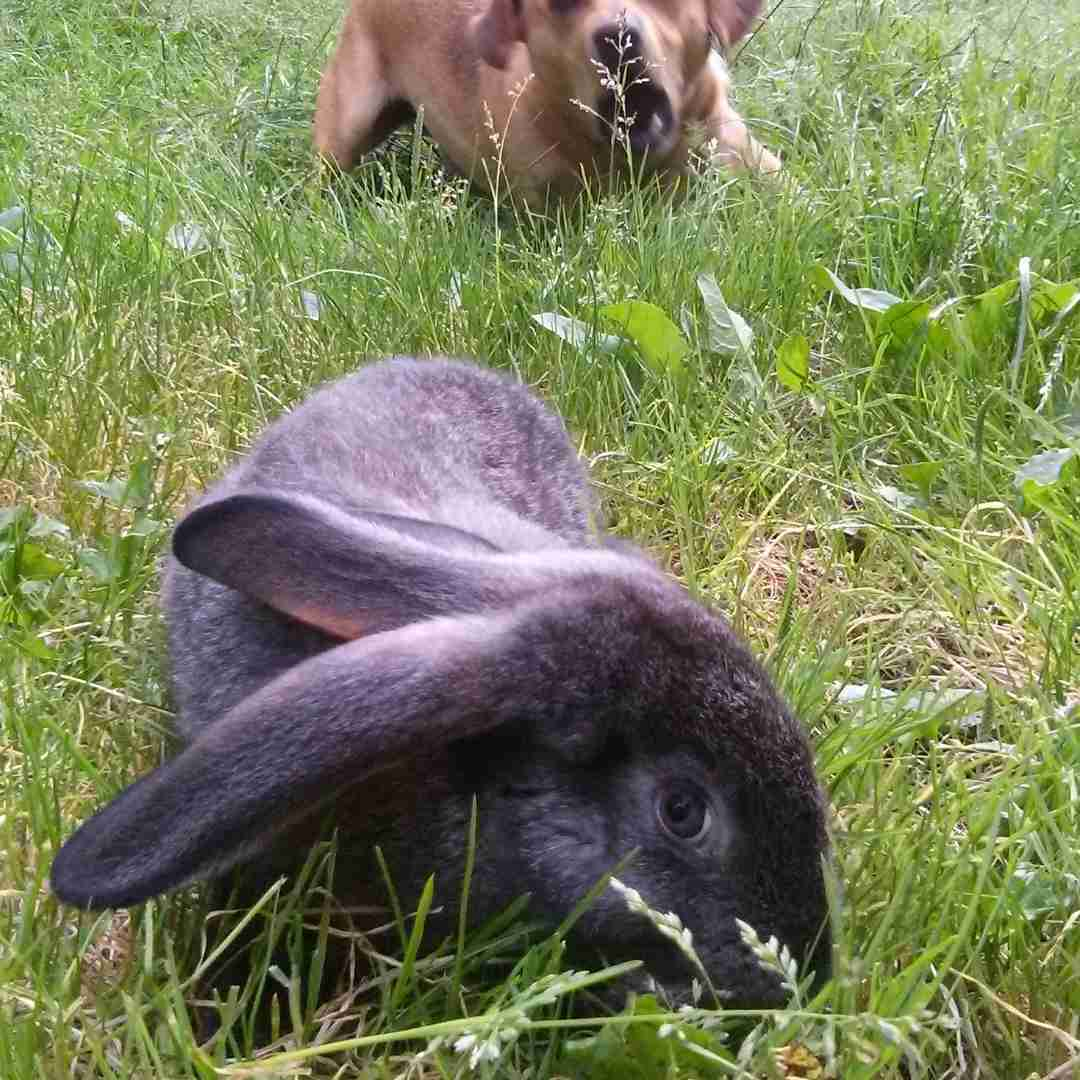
<box><xmin>592</xmin><ymin>19</ymin><xmax>675</xmax><ymax>158</ymax></box>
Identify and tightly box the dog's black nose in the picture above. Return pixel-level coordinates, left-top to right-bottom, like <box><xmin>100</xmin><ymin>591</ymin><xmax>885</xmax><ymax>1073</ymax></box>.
<box><xmin>592</xmin><ymin>18</ymin><xmax>645</xmax><ymax>72</ymax></box>
<box><xmin>591</xmin><ymin>15</ymin><xmax>675</xmax><ymax>158</ymax></box>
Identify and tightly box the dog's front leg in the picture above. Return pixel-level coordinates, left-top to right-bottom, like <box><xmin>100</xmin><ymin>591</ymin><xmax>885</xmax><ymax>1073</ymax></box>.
<box><xmin>698</xmin><ymin>53</ymin><xmax>782</xmax><ymax>177</ymax></box>
<box><xmin>313</xmin><ymin>13</ymin><xmax>414</xmax><ymax>170</ymax></box>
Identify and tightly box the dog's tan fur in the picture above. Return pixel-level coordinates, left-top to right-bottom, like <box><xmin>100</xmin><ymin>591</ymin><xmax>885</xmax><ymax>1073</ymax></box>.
<box><xmin>314</xmin><ymin>0</ymin><xmax>781</xmax><ymax>205</ymax></box>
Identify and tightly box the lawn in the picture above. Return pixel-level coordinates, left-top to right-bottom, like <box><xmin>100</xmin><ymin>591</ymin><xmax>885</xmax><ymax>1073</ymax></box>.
<box><xmin>1</xmin><ymin>0</ymin><xmax>1079</xmax><ymax>1075</ymax></box>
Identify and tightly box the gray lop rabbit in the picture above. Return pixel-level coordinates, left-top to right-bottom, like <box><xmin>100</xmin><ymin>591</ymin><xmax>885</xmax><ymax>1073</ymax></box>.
<box><xmin>51</xmin><ymin>356</ymin><xmax>831</xmax><ymax>1007</ymax></box>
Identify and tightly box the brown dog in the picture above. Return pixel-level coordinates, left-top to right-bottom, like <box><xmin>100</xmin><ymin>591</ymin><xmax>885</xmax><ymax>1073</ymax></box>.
<box><xmin>313</xmin><ymin>0</ymin><xmax>782</xmax><ymax>206</ymax></box>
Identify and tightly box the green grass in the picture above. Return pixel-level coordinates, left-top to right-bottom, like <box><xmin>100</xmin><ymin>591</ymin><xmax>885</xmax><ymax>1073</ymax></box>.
<box><xmin>2</xmin><ymin>0</ymin><xmax>1079</xmax><ymax>1074</ymax></box>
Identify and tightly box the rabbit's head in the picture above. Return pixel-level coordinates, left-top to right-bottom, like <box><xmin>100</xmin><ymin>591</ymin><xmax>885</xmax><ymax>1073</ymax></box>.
<box><xmin>50</xmin><ymin>358</ymin><xmax>831</xmax><ymax>1008</ymax></box>
<box><xmin>51</xmin><ymin>506</ymin><xmax>830</xmax><ymax>1005</ymax></box>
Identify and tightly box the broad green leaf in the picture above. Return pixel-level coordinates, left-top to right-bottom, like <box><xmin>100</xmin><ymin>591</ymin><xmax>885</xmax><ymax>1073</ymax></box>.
<box><xmin>0</xmin><ymin>251</ymin><xmax>26</xmax><ymax>281</ymax></box>
<box><xmin>0</xmin><ymin>506</ymin><xmax>30</xmax><ymax>535</ymax></box>
<box><xmin>1032</xmin><ymin>379</ymin><xmax>1080</xmax><ymax>444</ymax></box>
<box><xmin>12</xmin><ymin>628</ymin><xmax>56</xmax><ymax>661</ymax></box>
<box><xmin>727</xmin><ymin>354</ymin><xmax>767</xmax><ymax>407</ymax></box>
<box><xmin>0</xmin><ymin>204</ymin><xmax>59</xmax><ymax>283</ymax></box>
<box><xmin>1030</xmin><ymin>278</ymin><xmax>1080</xmax><ymax>350</ymax></box>
<box><xmin>127</xmin><ymin>514</ymin><xmax>161</xmax><ymax>538</ymax></box>
<box><xmin>1006</xmin><ymin>864</ymin><xmax>1074</xmax><ymax>922</ymax></box>
<box><xmin>165</xmin><ymin>222</ymin><xmax>210</xmax><ymax>254</ymax></box>
<box><xmin>78</xmin><ymin>459</ymin><xmax>153</xmax><ymax>508</ymax></box>
<box><xmin>1041</xmin><ymin>290</ymin><xmax>1080</xmax><ymax>345</ymax></box>
<box><xmin>28</xmin><ymin>512</ymin><xmax>69</xmax><ymax>540</ymax></box>
<box><xmin>1013</xmin><ymin>447</ymin><xmax>1076</xmax><ymax>489</ymax></box>
<box><xmin>925</xmin><ymin>316</ymin><xmax>957</xmax><ymax>360</ymax></box>
<box><xmin>0</xmin><ymin>205</ymin><xmax>26</xmax><ymax>235</ymax></box>
<box><xmin>879</xmin><ymin>299</ymin><xmax>932</xmax><ymax>345</ymax></box>
<box><xmin>970</xmin><ymin>278</ymin><xmax>1020</xmax><ymax>310</ymax></box>
<box><xmin>599</xmin><ymin>301</ymin><xmax>689</xmax><ymax>380</ymax></box>
<box><xmin>1030</xmin><ymin>278</ymin><xmax>1080</xmax><ymax>326</ymax></box>
<box><xmin>125</xmin><ymin>458</ymin><xmax>154</xmax><ymax>506</ymax></box>
<box><xmin>874</xmin><ymin>485</ymin><xmax>921</xmax><ymax>511</ymax></box>
<box><xmin>962</xmin><ymin>278</ymin><xmax>1019</xmax><ymax>351</ymax></box>
<box><xmin>1056</xmin><ymin>410</ymin><xmax>1080</xmax><ymax>440</ymax></box>
<box><xmin>15</xmin><ymin>543</ymin><xmax>65</xmax><ymax>581</ymax></box>
<box><xmin>532</xmin><ymin>312</ymin><xmax>622</xmax><ymax>353</ymax></box>
<box><xmin>697</xmin><ymin>274</ymin><xmax>753</xmax><ymax>355</ymax></box>
<box><xmin>18</xmin><ymin>579</ymin><xmax>53</xmax><ymax>606</ymax></box>
<box><xmin>79</xmin><ymin>477</ymin><xmax>132</xmax><ymax>505</ymax></box>
<box><xmin>559</xmin><ymin>995</ymin><xmax>731</xmax><ymax>1078</ymax></box>
<box><xmin>899</xmin><ymin>461</ymin><xmax>945</xmax><ymax>503</ymax></box>
<box><xmin>78</xmin><ymin>547</ymin><xmax>116</xmax><ymax>583</ymax></box>
<box><xmin>820</xmin><ymin>267</ymin><xmax>903</xmax><ymax>313</ymax></box>
<box><xmin>776</xmin><ymin>334</ymin><xmax>810</xmax><ymax>390</ymax></box>
<box><xmin>701</xmin><ymin>437</ymin><xmax>736</xmax><ymax>464</ymax></box>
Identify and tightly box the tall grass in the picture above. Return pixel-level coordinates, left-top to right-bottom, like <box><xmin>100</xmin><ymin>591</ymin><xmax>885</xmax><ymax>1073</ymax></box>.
<box><xmin>1</xmin><ymin>0</ymin><xmax>1078</xmax><ymax>1074</ymax></box>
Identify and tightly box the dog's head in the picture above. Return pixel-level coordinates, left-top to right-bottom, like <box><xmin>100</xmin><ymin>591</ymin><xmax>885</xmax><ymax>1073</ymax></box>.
<box><xmin>469</xmin><ymin>0</ymin><xmax>763</xmax><ymax>160</ymax></box>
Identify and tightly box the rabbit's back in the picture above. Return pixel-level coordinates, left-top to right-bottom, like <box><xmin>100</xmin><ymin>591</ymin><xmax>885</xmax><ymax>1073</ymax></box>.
<box><xmin>164</xmin><ymin>358</ymin><xmax>599</xmax><ymax>739</ymax></box>
<box><xmin>229</xmin><ymin>358</ymin><xmax>597</xmax><ymax>545</ymax></box>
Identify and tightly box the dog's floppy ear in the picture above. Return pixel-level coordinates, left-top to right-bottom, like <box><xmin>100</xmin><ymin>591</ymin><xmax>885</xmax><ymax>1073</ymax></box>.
<box><xmin>468</xmin><ymin>0</ymin><xmax>526</xmax><ymax>70</ymax></box>
<box><xmin>708</xmin><ymin>0</ymin><xmax>764</xmax><ymax>47</ymax></box>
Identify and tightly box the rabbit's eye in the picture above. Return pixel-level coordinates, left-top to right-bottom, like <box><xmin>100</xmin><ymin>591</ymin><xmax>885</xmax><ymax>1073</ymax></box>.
<box><xmin>657</xmin><ymin>787</ymin><xmax>711</xmax><ymax>842</ymax></box>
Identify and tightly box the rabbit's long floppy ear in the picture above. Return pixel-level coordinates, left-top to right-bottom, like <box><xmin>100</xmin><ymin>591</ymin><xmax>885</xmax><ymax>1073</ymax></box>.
<box><xmin>174</xmin><ymin>491</ymin><xmax>502</xmax><ymax>639</ymax></box>
<box><xmin>50</xmin><ymin>610</ymin><xmax>542</xmax><ymax>910</ymax></box>
<box><xmin>172</xmin><ymin>490</ymin><xmax>644</xmax><ymax>641</ymax></box>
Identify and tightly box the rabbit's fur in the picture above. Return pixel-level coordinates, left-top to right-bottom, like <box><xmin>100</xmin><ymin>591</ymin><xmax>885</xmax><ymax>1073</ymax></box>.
<box><xmin>51</xmin><ymin>356</ymin><xmax>831</xmax><ymax>1008</ymax></box>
